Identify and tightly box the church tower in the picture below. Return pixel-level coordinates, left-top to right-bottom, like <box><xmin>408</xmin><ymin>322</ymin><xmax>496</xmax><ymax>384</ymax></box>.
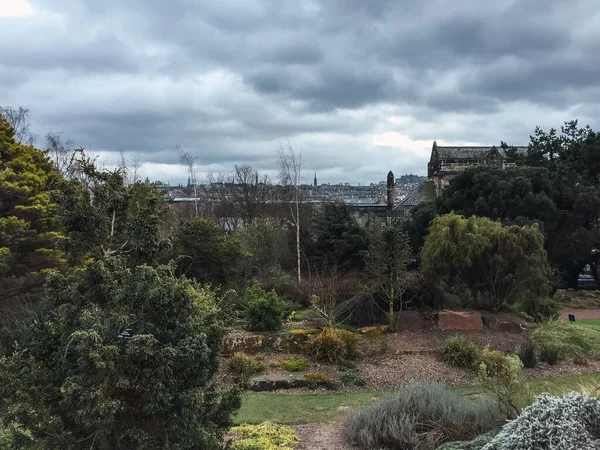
<box><xmin>314</xmin><ymin>172</ymin><xmax>317</xmax><ymax>187</ymax></box>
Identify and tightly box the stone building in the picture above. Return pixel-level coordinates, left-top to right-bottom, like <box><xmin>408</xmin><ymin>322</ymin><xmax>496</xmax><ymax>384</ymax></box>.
<box><xmin>427</xmin><ymin>141</ymin><xmax>528</xmax><ymax>194</ymax></box>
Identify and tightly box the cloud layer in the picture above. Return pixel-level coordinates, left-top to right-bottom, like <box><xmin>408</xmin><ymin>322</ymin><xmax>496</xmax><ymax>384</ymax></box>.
<box><xmin>1</xmin><ymin>0</ymin><xmax>599</xmax><ymax>184</ymax></box>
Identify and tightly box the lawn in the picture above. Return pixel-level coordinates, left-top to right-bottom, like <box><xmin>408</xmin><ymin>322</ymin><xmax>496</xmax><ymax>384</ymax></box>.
<box><xmin>235</xmin><ymin>372</ymin><xmax>600</xmax><ymax>424</ymax></box>
<box><xmin>573</xmin><ymin>319</ymin><xmax>600</xmax><ymax>332</ymax></box>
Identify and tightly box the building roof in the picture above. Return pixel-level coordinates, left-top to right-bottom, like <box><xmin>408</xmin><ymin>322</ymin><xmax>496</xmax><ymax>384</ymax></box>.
<box><xmin>396</xmin><ymin>180</ymin><xmax>436</xmax><ymax>208</ymax></box>
<box><xmin>432</xmin><ymin>142</ymin><xmax>528</xmax><ymax>161</ymax></box>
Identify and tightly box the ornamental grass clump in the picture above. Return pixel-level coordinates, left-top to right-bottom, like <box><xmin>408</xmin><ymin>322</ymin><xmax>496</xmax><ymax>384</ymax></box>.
<box><xmin>309</xmin><ymin>327</ymin><xmax>360</xmax><ymax>363</ymax></box>
<box><xmin>344</xmin><ymin>381</ymin><xmax>500</xmax><ymax>450</ymax></box>
<box><xmin>484</xmin><ymin>393</ymin><xmax>600</xmax><ymax>449</ymax></box>
<box><xmin>439</xmin><ymin>336</ymin><xmax>481</xmax><ymax>369</ymax></box>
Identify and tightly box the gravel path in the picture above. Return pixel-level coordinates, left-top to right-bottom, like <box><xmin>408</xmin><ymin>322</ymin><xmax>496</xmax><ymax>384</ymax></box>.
<box><xmin>293</xmin><ymin>423</ymin><xmax>349</xmax><ymax>450</ymax></box>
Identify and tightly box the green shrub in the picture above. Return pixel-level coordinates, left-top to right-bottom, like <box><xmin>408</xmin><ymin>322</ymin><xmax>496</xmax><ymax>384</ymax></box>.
<box><xmin>231</xmin><ymin>422</ymin><xmax>298</xmax><ymax>450</ymax></box>
<box><xmin>281</xmin><ymin>300</ymin><xmax>303</xmax><ymax>318</ymax></box>
<box><xmin>229</xmin><ymin>353</ymin><xmax>266</xmax><ymax>378</ymax></box>
<box><xmin>278</xmin><ymin>357</ymin><xmax>309</xmax><ymax>372</ymax></box>
<box><xmin>340</xmin><ymin>370</ymin><xmax>367</xmax><ymax>387</ymax></box>
<box><xmin>515</xmin><ymin>297</ymin><xmax>561</xmax><ymax>322</ymax></box>
<box><xmin>344</xmin><ymin>381</ymin><xmax>500</xmax><ymax>450</ymax></box>
<box><xmin>517</xmin><ymin>340</ymin><xmax>538</xmax><ymax>368</ymax></box>
<box><xmin>532</xmin><ymin>321</ymin><xmax>600</xmax><ymax>360</ymax></box>
<box><xmin>309</xmin><ymin>328</ymin><xmax>360</xmax><ymax>363</ymax></box>
<box><xmin>439</xmin><ymin>336</ymin><xmax>481</xmax><ymax>369</ymax></box>
<box><xmin>539</xmin><ymin>342</ymin><xmax>560</xmax><ymax>365</ymax></box>
<box><xmin>245</xmin><ymin>281</ymin><xmax>284</xmax><ymax>331</ymax></box>
<box><xmin>477</xmin><ymin>353</ymin><xmax>532</xmax><ymax>419</ymax></box>
<box><xmin>436</xmin><ymin>431</ymin><xmax>498</xmax><ymax>450</ymax></box>
<box><xmin>303</xmin><ymin>373</ymin><xmax>337</xmax><ymax>389</ymax></box>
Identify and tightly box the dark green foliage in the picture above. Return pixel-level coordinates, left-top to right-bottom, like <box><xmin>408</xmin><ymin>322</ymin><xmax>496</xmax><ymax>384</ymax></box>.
<box><xmin>0</xmin><ymin>261</ymin><xmax>240</xmax><ymax>449</ymax></box>
<box><xmin>312</xmin><ymin>202</ymin><xmax>369</xmax><ymax>271</ymax></box>
<box><xmin>439</xmin><ymin>336</ymin><xmax>481</xmax><ymax>369</ymax></box>
<box><xmin>344</xmin><ymin>381</ymin><xmax>500</xmax><ymax>450</ymax></box>
<box><xmin>58</xmin><ymin>155</ymin><xmax>167</xmax><ymax>267</ymax></box>
<box><xmin>421</xmin><ymin>214</ymin><xmax>550</xmax><ymax>310</ymax></box>
<box><xmin>539</xmin><ymin>342</ymin><xmax>560</xmax><ymax>365</ymax></box>
<box><xmin>245</xmin><ymin>281</ymin><xmax>284</xmax><ymax>331</ymax></box>
<box><xmin>517</xmin><ymin>341</ymin><xmax>538</xmax><ymax>368</ymax></box>
<box><xmin>172</xmin><ymin>218</ymin><xmax>245</xmax><ymax>286</ymax></box>
<box><xmin>515</xmin><ymin>296</ymin><xmax>561</xmax><ymax>322</ymax></box>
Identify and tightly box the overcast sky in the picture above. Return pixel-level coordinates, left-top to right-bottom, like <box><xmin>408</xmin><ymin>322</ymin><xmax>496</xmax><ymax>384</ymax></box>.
<box><xmin>1</xmin><ymin>0</ymin><xmax>599</xmax><ymax>185</ymax></box>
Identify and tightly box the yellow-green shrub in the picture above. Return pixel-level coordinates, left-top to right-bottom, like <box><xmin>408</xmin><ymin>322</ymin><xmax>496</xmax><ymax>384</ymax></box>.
<box><xmin>303</xmin><ymin>372</ymin><xmax>336</xmax><ymax>389</ymax></box>
<box><xmin>278</xmin><ymin>357</ymin><xmax>309</xmax><ymax>372</ymax></box>
<box><xmin>228</xmin><ymin>352</ymin><xmax>266</xmax><ymax>378</ymax></box>
<box><xmin>231</xmin><ymin>422</ymin><xmax>298</xmax><ymax>450</ymax></box>
<box><xmin>309</xmin><ymin>327</ymin><xmax>360</xmax><ymax>363</ymax></box>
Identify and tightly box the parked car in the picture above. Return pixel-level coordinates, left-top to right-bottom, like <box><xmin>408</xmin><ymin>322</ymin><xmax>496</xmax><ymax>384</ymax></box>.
<box><xmin>577</xmin><ymin>274</ymin><xmax>598</xmax><ymax>290</ymax></box>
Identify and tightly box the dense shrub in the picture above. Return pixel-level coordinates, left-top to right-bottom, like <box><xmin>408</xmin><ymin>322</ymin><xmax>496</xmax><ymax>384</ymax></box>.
<box><xmin>532</xmin><ymin>321</ymin><xmax>600</xmax><ymax>360</ymax></box>
<box><xmin>477</xmin><ymin>352</ymin><xmax>531</xmax><ymax>419</ymax></box>
<box><xmin>436</xmin><ymin>431</ymin><xmax>498</xmax><ymax>450</ymax></box>
<box><xmin>245</xmin><ymin>281</ymin><xmax>284</xmax><ymax>331</ymax></box>
<box><xmin>309</xmin><ymin>328</ymin><xmax>360</xmax><ymax>363</ymax></box>
<box><xmin>303</xmin><ymin>373</ymin><xmax>337</xmax><ymax>389</ymax></box>
<box><xmin>538</xmin><ymin>342</ymin><xmax>560</xmax><ymax>365</ymax></box>
<box><xmin>229</xmin><ymin>353</ymin><xmax>266</xmax><ymax>378</ymax></box>
<box><xmin>344</xmin><ymin>381</ymin><xmax>500</xmax><ymax>450</ymax></box>
<box><xmin>230</xmin><ymin>422</ymin><xmax>298</xmax><ymax>450</ymax></box>
<box><xmin>339</xmin><ymin>370</ymin><xmax>367</xmax><ymax>387</ymax></box>
<box><xmin>278</xmin><ymin>357</ymin><xmax>309</xmax><ymax>372</ymax></box>
<box><xmin>514</xmin><ymin>296</ymin><xmax>561</xmax><ymax>322</ymax></box>
<box><xmin>484</xmin><ymin>393</ymin><xmax>600</xmax><ymax>449</ymax></box>
<box><xmin>517</xmin><ymin>340</ymin><xmax>538</xmax><ymax>368</ymax></box>
<box><xmin>439</xmin><ymin>336</ymin><xmax>481</xmax><ymax>369</ymax></box>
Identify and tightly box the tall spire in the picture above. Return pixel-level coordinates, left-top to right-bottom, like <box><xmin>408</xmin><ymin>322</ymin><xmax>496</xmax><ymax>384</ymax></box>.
<box><xmin>314</xmin><ymin>172</ymin><xmax>317</xmax><ymax>187</ymax></box>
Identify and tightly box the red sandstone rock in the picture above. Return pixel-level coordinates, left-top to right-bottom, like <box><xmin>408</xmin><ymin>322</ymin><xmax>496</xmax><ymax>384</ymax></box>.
<box><xmin>437</xmin><ymin>310</ymin><xmax>484</xmax><ymax>331</ymax></box>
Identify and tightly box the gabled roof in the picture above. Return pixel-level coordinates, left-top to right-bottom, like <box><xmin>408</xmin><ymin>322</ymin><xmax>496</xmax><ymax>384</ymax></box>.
<box><xmin>396</xmin><ymin>181</ymin><xmax>436</xmax><ymax>208</ymax></box>
<box><xmin>431</xmin><ymin>141</ymin><xmax>528</xmax><ymax>160</ymax></box>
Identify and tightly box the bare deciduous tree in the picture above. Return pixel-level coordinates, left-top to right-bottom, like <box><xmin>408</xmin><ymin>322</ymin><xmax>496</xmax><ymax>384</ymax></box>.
<box><xmin>45</xmin><ymin>132</ymin><xmax>75</xmax><ymax>175</ymax></box>
<box><xmin>278</xmin><ymin>140</ymin><xmax>303</xmax><ymax>283</ymax></box>
<box><xmin>308</xmin><ymin>264</ymin><xmax>356</xmax><ymax>327</ymax></box>
<box><xmin>0</xmin><ymin>106</ymin><xmax>37</xmax><ymax>145</ymax></box>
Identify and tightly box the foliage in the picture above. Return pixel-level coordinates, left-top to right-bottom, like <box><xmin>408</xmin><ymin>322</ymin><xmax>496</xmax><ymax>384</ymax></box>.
<box><xmin>439</xmin><ymin>336</ymin><xmax>481</xmax><ymax>369</ymax></box>
<box><xmin>245</xmin><ymin>281</ymin><xmax>284</xmax><ymax>331</ymax></box>
<box><xmin>0</xmin><ymin>114</ymin><xmax>66</xmax><ymax>304</ymax></box>
<box><xmin>229</xmin><ymin>353</ymin><xmax>266</xmax><ymax>378</ymax></box>
<box><xmin>538</xmin><ymin>342</ymin><xmax>560</xmax><ymax>365</ymax></box>
<box><xmin>312</xmin><ymin>202</ymin><xmax>370</xmax><ymax>271</ymax></box>
<box><xmin>365</xmin><ymin>223</ymin><xmax>415</xmax><ymax>326</ymax></box>
<box><xmin>514</xmin><ymin>296</ymin><xmax>561</xmax><ymax>322</ymax></box>
<box><xmin>436</xmin><ymin>431</ymin><xmax>497</xmax><ymax>450</ymax></box>
<box><xmin>0</xmin><ymin>261</ymin><xmax>240</xmax><ymax>450</ymax></box>
<box><xmin>339</xmin><ymin>367</ymin><xmax>367</xmax><ymax>387</ymax></box>
<box><xmin>303</xmin><ymin>373</ymin><xmax>337</xmax><ymax>389</ymax></box>
<box><xmin>421</xmin><ymin>214</ymin><xmax>550</xmax><ymax>310</ymax></box>
<box><xmin>230</xmin><ymin>422</ymin><xmax>298</xmax><ymax>450</ymax></box>
<box><xmin>278</xmin><ymin>357</ymin><xmax>309</xmax><ymax>372</ymax></box>
<box><xmin>172</xmin><ymin>218</ymin><xmax>245</xmax><ymax>286</ymax></box>
<box><xmin>309</xmin><ymin>327</ymin><xmax>360</xmax><ymax>363</ymax></box>
<box><xmin>517</xmin><ymin>341</ymin><xmax>538</xmax><ymax>368</ymax></box>
<box><xmin>484</xmin><ymin>393</ymin><xmax>600</xmax><ymax>449</ymax></box>
<box><xmin>344</xmin><ymin>381</ymin><xmax>500</xmax><ymax>450</ymax></box>
<box><xmin>477</xmin><ymin>352</ymin><xmax>531</xmax><ymax>419</ymax></box>
<box><xmin>58</xmin><ymin>154</ymin><xmax>167</xmax><ymax>267</ymax></box>
<box><xmin>532</xmin><ymin>321</ymin><xmax>600</xmax><ymax>360</ymax></box>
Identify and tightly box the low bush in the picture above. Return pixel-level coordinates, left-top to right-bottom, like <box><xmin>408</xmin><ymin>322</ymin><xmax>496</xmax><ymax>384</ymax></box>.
<box><xmin>532</xmin><ymin>320</ymin><xmax>600</xmax><ymax>360</ymax></box>
<box><xmin>538</xmin><ymin>342</ymin><xmax>560</xmax><ymax>365</ymax></box>
<box><xmin>230</xmin><ymin>422</ymin><xmax>298</xmax><ymax>450</ymax></box>
<box><xmin>339</xmin><ymin>370</ymin><xmax>367</xmax><ymax>387</ymax></box>
<box><xmin>517</xmin><ymin>340</ymin><xmax>538</xmax><ymax>368</ymax></box>
<box><xmin>229</xmin><ymin>352</ymin><xmax>266</xmax><ymax>378</ymax></box>
<box><xmin>344</xmin><ymin>381</ymin><xmax>500</xmax><ymax>450</ymax></box>
<box><xmin>515</xmin><ymin>296</ymin><xmax>561</xmax><ymax>322</ymax></box>
<box><xmin>477</xmin><ymin>352</ymin><xmax>532</xmax><ymax>419</ymax></box>
<box><xmin>439</xmin><ymin>336</ymin><xmax>481</xmax><ymax>369</ymax></box>
<box><xmin>484</xmin><ymin>393</ymin><xmax>600</xmax><ymax>449</ymax></box>
<box><xmin>278</xmin><ymin>357</ymin><xmax>309</xmax><ymax>372</ymax></box>
<box><xmin>303</xmin><ymin>373</ymin><xmax>337</xmax><ymax>390</ymax></box>
<box><xmin>436</xmin><ymin>431</ymin><xmax>498</xmax><ymax>450</ymax></box>
<box><xmin>309</xmin><ymin>328</ymin><xmax>360</xmax><ymax>363</ymax></box>
<box><xmin>245</xmin><ymin>281</ymin><xmax>284</xmax><ymax>331</ymax></box>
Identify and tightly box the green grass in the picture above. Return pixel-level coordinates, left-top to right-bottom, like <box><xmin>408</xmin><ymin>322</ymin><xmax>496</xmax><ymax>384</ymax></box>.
<box><xmin>573</xmin><ymin>319</ymin><xmax>600</xmax><ymax>332</ymax></box>
<box><xmin>235</xmin><ymin>373</ymin><xmax>600</xmax><ymax>424</ymax></box>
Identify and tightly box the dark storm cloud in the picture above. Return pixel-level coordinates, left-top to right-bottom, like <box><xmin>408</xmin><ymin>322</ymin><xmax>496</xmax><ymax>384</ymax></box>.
<box><xmin>2</xmin><ymin>0</ymin><xmax>600</xmax><ymax>183</ymax></box>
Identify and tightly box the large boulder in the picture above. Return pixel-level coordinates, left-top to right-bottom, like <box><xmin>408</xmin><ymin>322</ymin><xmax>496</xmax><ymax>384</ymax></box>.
<box><xmin>223</xmin><ymin>333</ymin><xmax>270</xmax><ymax>355</ymax></box>
<box><xmin>438</xmin><ymin>310</ymin><xmax>483</xmax><ymax>331</ymax></box>
<box><xmin>496</xmin><ymin>321</ymin><xmax>523</xmax><ymax>334</ymax></box>
<box><xmin>249</xmin><ymin>374</ymin><xmax>303</xmax><ymax>392</ymax></box>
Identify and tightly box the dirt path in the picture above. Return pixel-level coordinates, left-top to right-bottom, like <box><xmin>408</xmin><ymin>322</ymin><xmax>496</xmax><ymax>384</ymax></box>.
<box><xmin>560</xmin><ymin>309</ymin><xmax>600</xmax><ymax>320</ymax></box>
<box><xmin>294</xmin><ymin>423</ymin><xmax>349</xmax><ymax>450</ymax></box>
